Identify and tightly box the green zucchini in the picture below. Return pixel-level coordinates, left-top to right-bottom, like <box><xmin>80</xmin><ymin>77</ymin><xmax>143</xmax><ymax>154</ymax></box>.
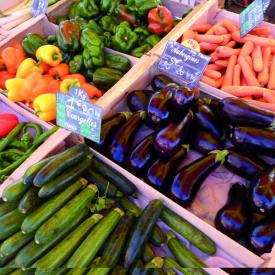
<box><xmin>33</xmin><ymin>144</ymin><xmax>90</xmax><ymax>187</ymax></box>
<box><xmin>145</xmin><ymin>257</ymin><xmax>163</xmax><ymax>268</ymax></box>
<box><xmin>151</xmin><ymin>269</ymin><xmax>166</xmax><ymax>275</ymax></box>
<box><xmin>18</xmin><ymin>187</ymin><xmax>41</xmax><ymax>214</ymax></box>
<box><xmin>21</xmin><ymin>179</ymin><xmax>87</xmax><ymax>234</ymax></box>
<box><xmin>0</xmin><ymin>231</ymin><xmax>33</xmax><ymax>257</ymax></box>
<box><xmin>15</xmin><ymin>208</ymin><xmax>89</xmax><ymax>268</ymax></box>
<box><xmin>67</xmin><ymin>207</ymin><xmax>124</xmax><ymax>268</ymax></box>
<box><xmin>129</xmin><ymin>260</ymin><xmax>150</xmax><ymax>275</ymax></box>
<box><xmin>34</xmin><ymin>267</ymin><xmax>69</xmax><ymax>275</ymax></box>
<box><xmin>35</xmin><ymin>185</ymin><xmax>97</xmax><ymax>245</ymax></box>
<box><xmin>34</xmin><ymin>214</ymin><xmax>103</xmax><ymax>269</ymax></box>
<box><xmin>66</xmin><ymin>269</ymin><xmax>86</xmax><ymax>275</ymax></box>
<box><xmin>2</xmin><ymin>179</ymin><xmax>30</xmax><ymax>202</ymax></box>
<box><xmin>161</xmin><ymin>207</ymin><xmax>216</xmax><ymax>255</ymax></box>
<box><xmin>91</xmin><ymin>157</ymin><xmax>137</xmax><ymax>195</ymax></box>
<box><xmin>120</xmin><ymin>197</ymin><xmax>165</xmax><ymax>247</ymax></box>
<box><xmin>0</xmin><ymin>253</ymin><xmax>14</xmax><ymax>267</ymax></box>
<box><xmin>123</xmin><ymin>200</ymin><xmax>163</xmax><ymax>268</ymax></box>
<box><xmin>110</xmin><ymin>266</ymin><xmax>126</xmax><ymax>275</ymax></box>
<box><xmin>167</xmin><ymin>232</ymin><xmax>206</xmax><ymax>268</ymax></box>
<box><xmin>8</xmin><ymin>269</ymin><xmax>34</xmax><ymax>275</ymax></box>
<box><xmin>0</xmin><ymin>267</ymin><xmax>15</xmax><ymax>275</ymax></box>
<box><xmin>0</xmin><ymin>201</ymin><xmax>17</xmax><ymax>217</ymax></box>
<box><xmin>105</xmin><ymin>54</ymin><xmax>131</xmax><ymax>73</ymax></box>
<box><xmin>0</xmin><ymin>209</ymin><xmax>26</xmax><ymax>241</ymax></box>
<box><xmin>142</xmin><ymin>244</ymin><xmax>156</xmax><ymax>263</ymax></box>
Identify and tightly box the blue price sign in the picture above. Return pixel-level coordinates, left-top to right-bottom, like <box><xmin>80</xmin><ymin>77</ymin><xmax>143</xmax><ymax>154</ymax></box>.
<box><xmin>56</xmin><ymin>87</ymin><xmax>103</xmax><ymax>143</ymax></box>
<box><xmin>240</xmin><ymin>0</ymin><xmax>264</xmax><ymax>37</ymax></box>
<box><xmin>158</xmin><ymin>40</ymin><xmax>210</xmax><ymax>88</ymax></box>
<box><xmin>32</xmin><ymin>0</ymin><xmax>48</xmax><ymax>17</ymax></box>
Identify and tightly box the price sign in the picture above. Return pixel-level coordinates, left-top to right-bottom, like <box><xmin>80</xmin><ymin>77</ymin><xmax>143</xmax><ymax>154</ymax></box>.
<box><xmin>32</xmin><ymin>0</ymin><xmax>48</xmax><ymax>17</ymax></box>
<box><xmin>56</xmin><ymin>87</ymin><xmax>103</xmax><ymax>143</ymax></box>
<box><xmin>158</xmin><ymin>40</ymin><xmax>210</xmax><ymax>88</ymax></box>
<box><xmin>240</xmin><ymin>0</ymin><xmax>264</xmax><ymax>37</ymax></box>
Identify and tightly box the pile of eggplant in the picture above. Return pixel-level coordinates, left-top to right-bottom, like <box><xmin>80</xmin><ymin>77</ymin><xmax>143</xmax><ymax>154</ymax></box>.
<box><xmin>87</xmin><ymin>74</ymin><xmax>275</xmax><ymax>255</ymax></box>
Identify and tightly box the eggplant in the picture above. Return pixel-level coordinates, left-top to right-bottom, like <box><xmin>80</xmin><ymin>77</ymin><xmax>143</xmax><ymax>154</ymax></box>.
<box><xmin>127</xmin><ymin>134</ymin><xmax>155</xmax><ymax>175</ymax></box>
<box><xmin>229</xmin><ymin>126</ymin><xmax>275</xmax><ymax>157</ymax></box>
<box><xmin>194</xmin><ymin>101</ymin><xmax>223</xmax><ymax>139</ymax></box>
<box><xmin>192</xmin><ymin>131</ymin><xmax>223</xmax><ymax>154</ymax></box>
<box><xmin>145</xmin><ymin>145</ymin><xmax>189</xmax><ymax>191</ymax></box>
<box><xmin>86</xmin><ymin>112</ymin><xmax>132</xmax><ymax>151</ymax></box>
<box><xmin>153</xmin><ymin>111</ymin><xmax>193</xmax><ymax>158</ymax></box>
<box><xmin>218</xmin><ymin>97</ymin><xmax>275</xmax><ymax>128</ymax></box>
<box><xmin>215</xmin><ymin>183</ymin><xmax>251</xmax><ymax>239</ymax></box>
<box><xmin>170</xmin><ymin>150</ymin><xmax>229</xmax><ymax>206</ymax></box>
<box><xmin>127</xmin><ymin>90</ymin><xmax>154</xmax><ymax>112</ymax></box>
<box><xmin>146</xmin><ymin>89</ymin><xmax>172</xmax><ymax>129</ymax></box>
<box><xmin>151</xmin><ymin>75</ymin><xmax>174</xmax><ymax>91</ymax></box>
<box><xmin>249</xmin><ymin>269</ymin><xmax>275</xmax><ymax>275</ymax></box>
<box><xmin>109</xmin><ymin>111</ymin><xmax>145</xmax><ymax>164</ymax></box>
<box><xmin>224</xmin><ymin>149</ymin><xmax>263</xmax><ymax>180</ymax></box>
<box><xmin>249</xmin><ymin>165</ymin><xmax>275</xmax><ymax>215</ymax></box>
<box><xmin>247</xmin><ymin>215</ymin><xmax>275</xmax><ymax>255</ymax></box>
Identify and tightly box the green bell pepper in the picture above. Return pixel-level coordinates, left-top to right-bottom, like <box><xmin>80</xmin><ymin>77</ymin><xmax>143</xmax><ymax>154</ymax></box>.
<box><xmin>21</xmin><ymin>33</ymin><xmax>47</xmax><ymax>58</ymax></box>
<box><xmin>134</xmin><ymin>26</ymin><xmax>150</xmax><ymax>43</ymax></box>
<box><xmin>130</xmin><ymin>44</ymin><xmax>151</xmax><ymax>58</ymax></box>
<box><xmin>57</xmin><ymin>16</ymin><xmax>68</xmax><ymax>24</ymax></box>
<box><xmin>47</xmin><ymin>34</ymin><xmax>57</xmax><ymax>44</ymax></box>
<box><xmin>69</xmin><ymin>54</ymin><xmax>84</xmax><ymax>74</ymax></box>
<box><xmin>111</xmin><ymin>21</ymin><xmax>138</xmax><ymax>53</ymax></box>
<box><xmin>71</xmin><ymin>17</ymin><xmax>88</xmax><ymax>30</ymax></box>
<box><xmin>87</xmin><ymin>20</ymin><xmax>104</xmax><ymax>36</ymax></box>
<box><xmin>127</xmin><ymin>0</ymin><xmax>161</xmax><ymax>15</ymax></box>
<box><xmin>102</xmin><ymin>32</ymin><xmax>112</xmax><ymax>47</ymax></box>
<box><xmin>99</xmin><ymin>16</ymin><xmax>117</xmax><ymax>33</ymax></box>
<box><xmin>145</xmin><ymin>34</ymin><xmax>161</xmax><ymax>48</ymax></box>
<box><xmin>77</xmin><ymin>0</ymin><xmax>100</xmax><ymax>18</ymax></box>
<box><xmin>115</xmin><ymin>4</ymin><xmax>137</xmax><ymax>26</ymax></box>
<box><xmin>100</xmin><ymin>0</ymin><xmax>120</xmax><ymax>14</ymax></box>
<box><xmin>86</xmin><ymin>69</ymin><xmax>94</xmax><ymax>81</ymax></box>
<box><xmin>83</xmin><ymin>49</ymin><xmax>95</xmax><ymax>70</ymax></box>
<box><xmin>68</xmin><ymin>1</ymin><xmax>80</xmax><ymax>19</ymax></box>
<box><xmin>105</xmin><ymin>53</ymin><xmax>131</xmax><ymax>73</ymax></box>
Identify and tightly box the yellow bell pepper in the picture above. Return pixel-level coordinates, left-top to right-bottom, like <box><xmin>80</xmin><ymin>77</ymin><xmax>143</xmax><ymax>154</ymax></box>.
<box><xmin>33</xmin><ymin>93</ymin><xmax>56</xmax><ymax>121</ymax></box>
<box><xmin>5</xmin><ymin>78</ymin><xmax>30</xmax><ymax>102</ymax></box>
<box><xmin>36</xmin><ymin>45</ymin><xmax>62</xmax><ymax>67</ymax></box>
<box><xmin>60</xmin><ymin>79</ymin><xmax>81</xmax><ymax>94</ymax></box>
<box><xmin>16</xmin><ymin>58</ymin><xmax>43</xmax><ymax>79</ymax></box>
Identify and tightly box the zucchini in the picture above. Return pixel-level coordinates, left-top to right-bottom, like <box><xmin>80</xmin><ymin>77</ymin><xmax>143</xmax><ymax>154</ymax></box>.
<box><xmin>120</xmin><ymin>197</ymin><xmax>165</xmax><ymax>247</ymax></box>
<box><xmin>18</xmin><ymin>187</ymin><xmax>41</xmax><ymax>214</ymax></box>
<box><xmin>151</xmin><ymin>269</ymin><xmax>166</xmax><ymax>275</ymax></box>
<box><xmin>91</xmin><ymin>157</ymin><xmax>137</xmax><ymax>195</ymax></box>
<box><xmin>8</xmin><ymin>269</ymin><xmax>34</xmax><ymax>275</ymax></box>
<box><xmin>0</xmin><ymin>231</ymin><xmax>33</xmax><ymax>257</ymax></box>
<box><xmin>38</xmin><ymin>158</ymin><xmax>92</xmax><ymax>198</ymax></box>
<box><xmin>66</xmin><ymin>269</ymin><xmax>86</xmax><ymax>275</ymax></box>
<box><xmin>145</xmin><ymin>257</ymin><xmax>163</xmax><ymax>268</ymax></box>
<box><xmin>0</xmin><ymin>209</ymin><xmax>26</xmax><ymax>241</ymax></box>
<box><xmin>35</xmin><ymin>184</ymin><xmax>97</xmax><ymax>245</ymax></box>
<box><xmin>0</xmin><ymin>253</ymin><xmax>14</xmax><ymax>267</ymax></box>
<box><xmin>161</xmin><ymin>207</ymin><xmax>216</xmax><ymax>255</ymax></box>
<box><xmin>105</xmin><ymin>54</ymin><xmax>131</xmax><ymax>73</ymax></box>
<box><xmin>21</xmin><ymin>179</ymin><xmax>87</xmax><ymax>234</ymax></box>
<box><xmin>167</xmin><ymin>232</ymin><xmax>206</xmax><ymax>268</ymax></box>
<box><xmin>110</xmin><ymin>266</ymin><xmax>126</xmax><ymax>275</ymax></box>
<box><xmin>129</xmin><ymin>260</ymin><xmax>150</xmax><ymax>275</ymax></box>
<box><xmin>34</xmin><ymin>214</ymin><xmax>103</xmax><ymax>269</ymax></box>
<box><xmin>123</xmin><ymin>200</ymin><xmax>163</xmax><ymax>268</ymax></box>
<box><xmin>0</xmin><ymin>267</ymin><xmax>15</xmax><ymax>275</ymax></box>
<box><xmin>86</xmin><ymin>169</ymin><xmax>122</xmax><ymax>198</ymax></box>
<box><xmin>0</xmin><ymin>201</ymin><xmax>17</xmax><ymax>218</ymax></box>
<box><xmin>67</xmin><ymin>207</ymin><xmax>124</xmax><ymax>268</ymax></box>
<box><xmin>15</xmin><ymin>208</ymin><xmax>89</xmax><ymax>268</ymax></box>
<box><xmin>2</xmin><ymin>179</ymin><xmax>30</xmax><ymax>202</ymax></box>
<box><xmin>34</xmin><ymin>267</ymin><xmax>69</xmax><ymax>275</ymax></box>
<box><xmin>142</xmin><ymin>244</ymin><xmax>156</xmax><ymax>263</ymax></box>
<box><xmin>33</xmin><ymin>144</ymin><xmax>89</xmax><ymax>187</ymax></box>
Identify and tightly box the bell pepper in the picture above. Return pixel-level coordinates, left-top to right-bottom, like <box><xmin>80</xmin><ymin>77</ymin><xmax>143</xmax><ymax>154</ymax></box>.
<box><xmin>148</xmin><ymin>6</ymin><xmax>173</xmax><ymax>35</ymax></box>
<box><xmin>57</xmin><ymin>16</ymin><xmax>68</xmax><ymax>24</ymax></box>
<box><xmin>0</xmin><ymin>114</ymin><xmax>19</xmax><ymax>139</ymax></box>
<box><xmin>42</xmin><ymin>74</ymin><xmax>61</xmax><ymax>93</ymax></box>
<box><xmin>5</xmin><ymin>78</ymin><xmax>27</xmax><ymax>102</ymax></box>
<box><xmin>48</xmin><ymin>63</ymin><xmax>69</xmax><ymax>80</ymax></box>
<box><xmin>68</xmin><ymin>1</ymin><xmax>79</xmax><ymax>19</ymax></box>
<box><xmin>77</xmin><ymin>0</ymin><xmax>99</xmax><ymax>18</ymax></box>
<box><xmin>21</xmin><ymin>33</ymin><xmax>47</xmax><ymax>58</ymax></box>
<box><xmin>105</xmin><ymin>53</ymin><xmax>131</xmax><ymax>73</ymax></box>
<box><xmin>47</xmin><ymin>35</ymin><xmax>57</xmax><ymax>44</ymax></box>
<box><xmin>61</xmin><ymin>51</ymin><xmax>74</xmax><ymax>64</ymax></box>
<box><xmin>85</xmin><ymin>69</ymin><xmax>94</xmax><ymax>81</ymax></box>
<box><xmin>130</xmin><ymin>44</ymin><xmax>151</xmax><ymax>58</ymax></box>
<box><xmin>81</xmin><ymin>83</ymin><xmax>102</xmax><ymax>99</ymax></box>
<box><xmin>128</xmin><ymin>0</ymin><xmax>161</xmax><ymax>15</ymax></box>
<box><xmin>0</xmin><ymin>71</ymin><xmax>14</xmax><ymax>90</ymax></box>
<box><xmin>60</xmin><ymin>79</ymin><xmax>81</xmax><ymax>94</ymax></box>
<box><xmin>99</xmin><ymin>16</ymin><xmax>117</xmax><ymax>33</ymax></box>
<box><xmin>102</xmin><ymin>32</ymin><xmax>112</xmax><ymax>48</ymax></box>
<box><xmin>86</xmin><ymin>20</ymin><xmax>104</xmax><ymax>36</ymax></box>
<box><xmin>63</xmin><ymin>74</ymin><xmax>86</xmax><ymax>85</ymax></box>
<box><xmin>16</xmin><ymin>58</ymin><xmax>43</xmax><ymax>79</ymax></box>
<box><xmin>111</xmin><ymin>22</ymin><xmax>138</xmax><ymax>53</ymax></box>
<box><xmin>69</xmin><ymin>55</ymin><xmax>84</xmax><ymax>74</ymax></box>
<box><xmin>101</xmin><ymin>0</ymin><xmax>120</xmax><ymax>14</ymax></box>
<box><xmin>144</xmin><ymin>34</ymin><xmax>161</xmax><ymax>48</ymax></box>
<box><xmin>33</xmin><ymin>94</ymin><xmax>56</xmax><ymax>121</ymax></box>
<box><xmin>56</xmin><ymin>20</ymin><xmax>81</xmax><ymax>52</ymax></box>
<box><xmin>36</xmin><ymin>45</ymin><xmax>62</xmax><ymax>67</ymax></box>
<box><xmin>134</xmin><ymin>26</ymin><xmax>150</xmax><ymax>43</ymax></box>
<box><xmin>71</xmin><ymin>17</ymin><xmax>88</xmax><ymax>31</ymax></box>
<box><xmin>0</xmin><ymin>59</ymin><xmax>6</xmax><ymax>71</ymax></box>
<box><xmin>115</xmin><ymin>4</ymin><xmax>137</xmax><ymax>26</ymax></box>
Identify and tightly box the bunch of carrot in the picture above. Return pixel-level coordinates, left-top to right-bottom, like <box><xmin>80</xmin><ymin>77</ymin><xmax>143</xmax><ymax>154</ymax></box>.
<box><xmin>182</xmin><ymin>19</ymin><xmax>275</xmax><ymax>112</ymax></box>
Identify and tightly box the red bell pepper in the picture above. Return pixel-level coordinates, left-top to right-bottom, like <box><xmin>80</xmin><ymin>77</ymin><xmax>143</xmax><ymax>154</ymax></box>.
<box><xmin>49</xmin><ymin>63</ymin><xmax>69</xmax><ymax>80</ymax></box>
<box><xmin>0</xmin><ymin>71</ymin><xmax>15</xmax><ymax>90</ymax></box>
<box><xmin>0</xmin><ymin>114</ymin><xmax>19</xmax><ymax>138</ymax></box>
<box><xmin>148</xmin><ymin>6</ymin><xmax>173</xmax><ymax>35</ymax></box>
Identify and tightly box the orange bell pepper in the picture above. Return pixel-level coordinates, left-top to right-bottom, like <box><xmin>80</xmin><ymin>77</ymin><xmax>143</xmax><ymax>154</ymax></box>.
<box><xmin>38</xmin><ymin>62</ymin><xmax>51</xmax><ymax>74</ymax></box>
<box><xmin>81</xmin><ymin>83</ymin><xmax>102</xmax><ymax>99</ymax></box>
<box><xmin>48</xmin><ymin>79</ymin><xmax>61</xmax><ymax>93</ymax></box>
<box><xmin>0</xmin><ymin>59</ymin><xmax>6</xmax><ymax>71</ymax></box>
<box><xmin>24</xmin><ymin>72</ymin><xmax>48</xmax><ymax>101</ymax></box>
<box><xmin>49</xmin><ymin>63</ymin><xmax>69</xmax><ymax>80</ymax></box>
<box><xmin>63</xmin><ymin>74</ymin><xmax>86</xmax><ymax>85</ymax></box>
<box><xmin>41</xmin><ymin>74</ymin><xmax>54</xmax><ymax>82</ymax></box>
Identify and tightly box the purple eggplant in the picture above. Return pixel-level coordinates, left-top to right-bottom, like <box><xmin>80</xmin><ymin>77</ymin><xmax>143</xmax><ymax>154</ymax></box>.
<box><xmin>145</xmin><ymin>145</ymin><xmax>189</xmax><ymax>191</ymax></box>
<box><xmin>151</xmin><ymin>74</ymin><xmax>174</xmax><ymax>91</ymax></box>
<box><xmin>153</xmin><ymin>111</ymin><xmax>193</xmax><ymax>158</ymax></box>
<box><xmin>229</xmin><ymin>127</ymin><xmax>275</xmax><ymax>157</ymax></box>
<box><xmin>249</xmin><ymin>165</ymin><xmax>275</xmax><ymax>215</ymax></box>
<box><xmin>127</xmin><ymin>90</ymin><xmax>154</xmax><ymax>112</ymax></box>
<box><xmin>224</xmin><ymin>149</ymin><xmax>263</xmax><ymax>180</ymax></box>
<box><xmin>218</xmin><ymin>97</ymin><xmax>275</xmax><ymax>128</ymax></box>
<box><xmin>249</xmin><ymin>269</ymin><xmax>275</xmax><ymax>275</ymax></box>
<box><xmin>194</xmin><ymin>101</ymin><xmax>223</xmax><ymax>139</ymax></box>
<box><xmin>109</xmin><ymin>111</ymin><xmax>145</xmax><ymax>164</ymax></box>
<box><xmin>215</xmin><ymin>183</ymin><xmax>251</xmax><ymax>239</ymax></box>
<box><xmin>127</xmin><ymin>134</ymin><xmax>155</xmax><ymax>175</ymax></box>
<box><xmin>247</xmin><ymin>215</ymin><xmax>275</xmax><ymax>255</ymax></box>
<box><xmin>170</xmin><ymin>150</ymin><xmax>229</xmax><ymax>206</ymax></box>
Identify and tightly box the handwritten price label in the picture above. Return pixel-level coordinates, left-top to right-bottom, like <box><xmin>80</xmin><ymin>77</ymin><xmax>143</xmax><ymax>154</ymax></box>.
<box><xmin>32</xmin><ymin>0</ymin><xmax>48</xmax><ymax>17</ymax></box>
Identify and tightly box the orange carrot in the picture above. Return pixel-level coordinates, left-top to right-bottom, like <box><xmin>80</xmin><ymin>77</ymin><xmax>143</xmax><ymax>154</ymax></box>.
<box><xmin>244</xmin><ymin>56</ymin><xmax>254</xmax><ymax>70</ymax></box>
<box><xmin>258</xmin><ymin>46</ymin><xmax>271</xmax><ymax>86</ymax></box>
<box><xmin>215</xmin><ymin>46</ymin><xmax>240</xmax><ymax>58</ymax></box>
<box><xmin>207</xmin><ymin>64</ymin><xmax>223</xmax><ymax>71</ymax></box>
<box><xmin>215</xmin><ymin>59</ymin><xmax>229</xmax><ymax>67</ymax></box>
<box><xmin>267</xmin><ymin>55</ymin><xmax>275</xmax><ymax>89</ymax></box>
<box><xmin>225</xmin><ymin>41</ymin><xmax>236</xmax><ymax>48</ymax></box>
<box><xmin>252</xmin><ymin>45</ymin><xmax>263</xmax><ymax>73</ymax></box>
<box><xmin>209</xmin><ymin>52</ymin><xmax>220</xmax><ymax>62</ymax></box>
<box><xmin>239</xmin><ymin>41</ymin><xmax>254</xmax><ymax>56</ymax></box>
<box><xmin>200</xmin><ymin>42</ymin><xmax>219</xmax><ymax>52</ymax></box>
<box><xmin>222</xmin><ymin>55</ymin><xmax>237</xmax><ymax>88</ymax></box>
<box><xmin>246</xmin><ymin>99</ymin><xmax>275</xmax><ymax>112</ymax></box>
<box><xmin>259</xmin><ymin>97</ymin><xmax>268</xmax><ymax>102</ymax></box>
<box><xmin>233</xmin><ymin>64</ymin><xmax>241</xmax><ymax>86</ymax></box>
<box><xmin>242</xmin><ymin>96</ymin><xmax>253</xmax><ymax>100</ymax></box>
<box><xmin>241</xmin><ymin>76</ymin><xmax>247</xmax><ymax>86</ymax></box>
<box><xmin>222</xmin><ymin>19</ymin><xmax>238</xmax><ymax>33</ymax></box>
<box><xmin>214</xmin><ymin>76</ymin><xmax>224</xmax><ymax>88</ymax></box>
<box><xmin>250</xmin><ymin>27</ymin><xmax>272</xmax><ymax>37</ymax></box>
<box><xmin>204</xmin><ymin>69</ymin><xmax>222</xmax><ymax>80</ymax></box>
<box><xmin>195</xmin><ymin>34</ymin><xmax>224</xmax><ymax>44</ymax></box>
<box><xmin>206</xmin><ymin>21</ymin><xmax>224</xmax><ymax>35</ymax></box>
<box><xmin>238</xmin><ymin>55</ymin><xmax>261</xmax><ymax>87</ymax></box>
<box><xmin>220</xmin><ymin>34</ymin><xmax>232</xmax><ymax>46</ymax></box>
<box><xmin>182</xmin><ymin>30</ymin><xmax>196</xmax><ymax>41</ymax></box>
<box><xmin>222</xmin><ymin>86</ymin><xmax>275</xmax><ymax>96</ymax></box>
<box><xmin>232</xmin><ymin>31</ymin><xmax>275</xmax><ymax>47</ymax></box>
<box><xmin>263</xmin><ymin>91</ymin><xmax>275</xmax><ymax>103</ymax></box>
<box><xmin>214</xmin><ymin>26</ymin><xmax>228</xmax><ymax>35</ymax></box>
<box><xmin>201</xmin><ymin>75</ymin><xmax>217</xmax><ymax>86</ymax></box>
<box><xmin>191</xmin><ymin>24</ymin><xmax>212</xmax><ymax>33</ymax></box>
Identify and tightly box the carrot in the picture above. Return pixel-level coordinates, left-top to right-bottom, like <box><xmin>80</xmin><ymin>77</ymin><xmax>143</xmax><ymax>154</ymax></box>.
<box><xmin>220</xmin><ymin>34</ymin><xmax>232</xmax><ymax>46</ymax></box>
<box><xmin>214</xmin><ymin>76</ymin><xmax>224</xmax><ymax>88</ymax></box>
<box><xmin>252</xmin><ymin>45</ymin><xmax>263</xmax><ymax>73</ymax></box>
<box><xmin>258</xmin><ymin>46</ymin><xmax>271</xmax><ymax>86</ymax></box>
<box><xmin>241</xmin><ymin>75</ymin><xmax>247</xmax><ymax>86</ymax></box>
<box><xmin>271</xmin><ymin>48</ymin><xmax>275</xmax><ymax>54</ymax></box>
<box><xmin>206</xmin><ymin>21</ymin><xmax>224</xmax><ymax>35</ymax></box>
<box><xmin>239</xmin><ymin>41</ymin><xmax>254</xmax><ymax>56</ymax></box>
<box><xmin>263</xmin><ymin>91</ymin><xmax>275</xmax><ymax>104</ymax></box>
<box><xmin>182</xmin><ymin>30</ymin><xmax>196</xmax><ymax>41</ymax></box>
<box><xmin>191</xmin><ymin>24</ymin><xmax>212</xmax><ymax>33</ymax></box>
<box><xmin>259</xmin><ymin>97</ymin><xmax>268</xmax><ymax>103</ymax></box>
<box><xmin>225</xmin><ymin>41</ymin><xmax>236</xmax><ymax>48</ymax></box>
<box><xmin>204</xmin><ymin>69</ymin><xmax>222</xmax><ymax>80</ymax></box>
<box><xmin>200</xmin><ymin>42</ymin><xmax>219</xmax><ymax>52</ymax></box>
<box><xmin>222</xmin><ymin>19</ymin><xmax>238</xmax><ymax>33</ymax></box>
<box><xmin>233</xmin><ymin>64</ymin><xmax>241</xmax><ymax>86</ymax></box>
<box><xmin>250</xmin><ymin>27</ymin><xmax>272</xmax><ymax>37</ymax></box>
<box><xmin>232</xmin><ymin>31</ymin><xmax>275</xmax><ymax>47</ymax></box>
<box><xmin>214</xmin><ymin>26</ymin><xmax>228</xmax><ymax>35</ymax></box>
<box><xmin>201</xmin><ymin>75</ymin><xmax>217</xmax><ymax>87</ymax></box>
<box><xmin>215</xmin><ymin>46</ymin><xmax>240</xmax><ymax>58</ymax></box>
<box><xmin>207</xmin><ymin>64</ymin><xmax>223</xmax><ymax>71</ymax></box>
<box><xmin>244</xmin><ymin>55</ymin><xmax>253</xmax><ymax>70</ymax></box>
<box><xmin>238</xmin><ymin>55</ymin><xmax>261</xmax><ymax>87</ymax></box>
<box><xmin>222</xmin><ymin>86</ymin><xmax>275</xmax><ymax>96</ymax></box>
<box><xmin>195</xmin><ymin>34</ymin><xmax>224</xmax><ymax>44</ymax></box>
<box><xmin>242</xmin><ymin>96</ymin><xmax>253</xmax><ymax>100</ymax></box>
<box><xmin>209</xmin><ymin>52</ymin><xmax>220</xmax><ymax>62</ymax></box>
<box><xmin>215</xmin><ymin>59</ymin><xmax>229</xmax><ymax>67</ymax></box>
<box><xmin>222</xmin><ymin>55</ymin><xmax>237</xmax><ymax>88</ymax></box>
<box><xmin>267</xmin><ymin>55</ymin><xmax>275</xmax><ymax>90</ymax></box>
<box><xmin>246</xmin><ymin>99</ymin><xmax>275</xmax><ymax>112</ymax></box>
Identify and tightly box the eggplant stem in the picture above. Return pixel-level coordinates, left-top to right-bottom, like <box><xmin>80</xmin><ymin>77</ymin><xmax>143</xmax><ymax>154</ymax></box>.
<box><xmin>210</xmin><ymin>149</ymin><xmax>229</xmax><ymax>165</ymax></box>
<box><xmin>121</xmin><ymin>111</ymin><xmax>133</xmax><ymax>120</ymax></box>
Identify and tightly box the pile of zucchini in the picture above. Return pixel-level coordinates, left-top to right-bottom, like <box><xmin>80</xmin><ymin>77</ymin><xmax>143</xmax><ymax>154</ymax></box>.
<box><xmin>0</xmin><ymin>144</ymin><xmax>216</xmax><ymax>274</ymax></box>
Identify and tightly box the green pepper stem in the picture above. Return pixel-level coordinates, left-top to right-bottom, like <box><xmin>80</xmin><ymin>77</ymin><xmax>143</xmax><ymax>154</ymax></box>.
<box><xmin>52</xmin><ymin>53</ymin><xmax>60</xmax><ymax>60</ymax></box>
